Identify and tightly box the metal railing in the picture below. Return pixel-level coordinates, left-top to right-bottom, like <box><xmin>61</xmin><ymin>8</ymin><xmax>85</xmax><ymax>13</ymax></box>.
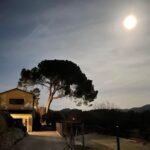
<box><xmin>62</xmin><ymin>121</ymin><xmax>85</xmax><ymax>150</ymax></box>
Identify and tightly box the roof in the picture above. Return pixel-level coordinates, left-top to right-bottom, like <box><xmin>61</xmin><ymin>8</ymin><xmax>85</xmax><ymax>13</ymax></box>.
<box><xmin>0</xmin><ymin>88</ymin><xmax>34</xmax><ymax>96</ymax></box>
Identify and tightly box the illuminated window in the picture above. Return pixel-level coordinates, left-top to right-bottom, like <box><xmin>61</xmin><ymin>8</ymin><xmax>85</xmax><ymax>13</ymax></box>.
<box><xmin>9</xmin><ymin>99</ymin><xmax>24</xmax><ymax>105</ymax></box>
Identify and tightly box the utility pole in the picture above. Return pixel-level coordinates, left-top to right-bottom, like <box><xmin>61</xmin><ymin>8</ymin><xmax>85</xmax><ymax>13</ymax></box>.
<box><xmin>116</xmin><ymin>125</ymin><xmax>120</xmax><ymax>150</ymax></box>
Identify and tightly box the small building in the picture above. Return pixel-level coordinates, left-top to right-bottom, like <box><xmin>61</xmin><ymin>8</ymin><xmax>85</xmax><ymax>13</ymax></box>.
<box><xmin>0</xmin><ymin>88</ymin><xmax>37</xmax><ymax>132</ymax></box>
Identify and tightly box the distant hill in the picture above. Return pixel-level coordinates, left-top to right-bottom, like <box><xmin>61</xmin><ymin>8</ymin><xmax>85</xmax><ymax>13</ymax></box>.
<box><xmin>130</xmin><ymin>104</ymin><xmax>150</xmax><ymax>112</ymax></box>
<box><xmin>52</xmin><ymin>105</ymin><xmax>150</xmax><ymax>113</ymax></box>
<box><xmin>60</xmin><ymin>108</ymin><xmax>71</xmax><ymax>113</ymax></box>
<box><xmin>60</xmin><ymin>108</ymin><xmax>81</xmax><ymax>113</ymax></box>
<box><xmin>123</xmin><ymin>104</ymin><xmax>150</xmax><ymax>112</ymax></box>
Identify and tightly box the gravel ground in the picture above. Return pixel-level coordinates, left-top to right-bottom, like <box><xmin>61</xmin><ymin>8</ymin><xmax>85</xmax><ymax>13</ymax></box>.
<box><xmin>9</xmin><ymin>131</ymin><xmax>150</xmax><ymax>150</ymax></box>
<box><xmin>83</xmin><ymin>133</ymin><xmax>150</xmax><ymax>150</ymax></box>
<box><xmin>11</xmin><ymin>131</ymin><xmax>65</xmax><ymax>150</ymax></box>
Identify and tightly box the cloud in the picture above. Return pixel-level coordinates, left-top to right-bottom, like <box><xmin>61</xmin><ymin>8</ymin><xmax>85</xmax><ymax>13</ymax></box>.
<box><xmin>0</xmin><ymin>0</ymin><xmax>150</xmax><ymax>109</ymax></box>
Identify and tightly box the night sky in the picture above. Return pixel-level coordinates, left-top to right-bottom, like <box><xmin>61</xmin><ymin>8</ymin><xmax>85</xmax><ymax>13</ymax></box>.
<box><xmin>0</xmin><ymin>0</ymin><xmax>150</xmax><ymax>110</ymax></box>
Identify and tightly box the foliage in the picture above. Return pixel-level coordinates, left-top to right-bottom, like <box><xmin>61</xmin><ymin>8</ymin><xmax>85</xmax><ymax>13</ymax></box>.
<box><xmin>82</xmin><ymin>109</ymin><xmax>150</xmax><ymax>139</ymax></box>
<box><xmin>43</xmin><ymin>108</ymin><xmax>150</xmax><ymax>139</ymax></box>
<box><xmin>30</xmin><ymin>88</ymin><xmax>40</xmax><ymax>107</ymax></box>
<box><xmin>0</xmin><ymin>127</ymin><xmax>25</xmax><ymax>150</ymax></box>
<box><xmin>18</xmin><ymin>60</ymin><xmax>98</xmax><ymax>112</ymax></box>
<box><xmin>0</xmin><ymin>112</ymin><xmax>14</xmax><ymax>128</ymax></box>
<box><xmin>32</xmin><ymin>110</ymin><xmax>41</xmax><ymax>131</ymax></box>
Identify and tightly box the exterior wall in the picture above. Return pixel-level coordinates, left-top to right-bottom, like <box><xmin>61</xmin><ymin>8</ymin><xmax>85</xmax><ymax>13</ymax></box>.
<box><xmin>56</xmin><ymin>123</ymin><xmax>63</xmax><ymax>136</ymax></box>
<box><xmin>0</xmin><ymin>89</ymin><xmax>34</xmax><ymax>110</ymax></box>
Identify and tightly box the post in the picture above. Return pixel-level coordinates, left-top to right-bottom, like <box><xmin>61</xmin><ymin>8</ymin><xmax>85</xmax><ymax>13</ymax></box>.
<box><xmin>71</xmin><ymin>122</ymin><xmax>75</xmax><ymax>150</ymax></box>
<box><xmin>81</xmin><ymin>123</ymin><xmax>85</xmax><ymax>150</ymax></box>
<box><xmin>116</xmin><ymin>125</ymin><xmax>120</xmax><ymax>150</ymax></box>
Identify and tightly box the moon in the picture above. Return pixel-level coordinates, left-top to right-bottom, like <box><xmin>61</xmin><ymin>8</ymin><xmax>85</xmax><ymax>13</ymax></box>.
<box><xmin>123</xmin><ymin>15</ymin><xmax>137</xmax><ymax>30</ymax></box>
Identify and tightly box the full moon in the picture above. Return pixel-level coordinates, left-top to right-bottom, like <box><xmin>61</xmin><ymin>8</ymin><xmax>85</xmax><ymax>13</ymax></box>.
<box><xmin>123</xmin><ymin>15</ymin><xmax>137</xmax><ymax>30</ymax></box>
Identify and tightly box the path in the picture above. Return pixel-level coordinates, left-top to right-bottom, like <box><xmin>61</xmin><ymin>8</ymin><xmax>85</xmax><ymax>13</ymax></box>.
<box><xmin>11</xmin><ymin>131</ymin><xmax>65</xmax><ymax>150</ymax></box>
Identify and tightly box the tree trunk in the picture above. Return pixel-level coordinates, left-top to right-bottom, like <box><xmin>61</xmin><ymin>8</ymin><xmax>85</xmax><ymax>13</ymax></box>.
<box><xmin>46</xmin><ymin>94</ymin><xmax>53</xmax><ymax>113</ymax></box>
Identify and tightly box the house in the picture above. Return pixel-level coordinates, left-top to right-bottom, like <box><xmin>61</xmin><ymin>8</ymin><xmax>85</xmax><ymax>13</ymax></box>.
<box><xmin>0</xmin><ymin>88</ymin><xmax>38</xmax><ymax>132</ymax></box>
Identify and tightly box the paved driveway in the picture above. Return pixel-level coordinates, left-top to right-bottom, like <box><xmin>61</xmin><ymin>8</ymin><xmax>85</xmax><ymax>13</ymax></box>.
<box><xmin>11</xmin><ymin>131</ymin><xmax>65</xmax><ymax>150</ymax></box>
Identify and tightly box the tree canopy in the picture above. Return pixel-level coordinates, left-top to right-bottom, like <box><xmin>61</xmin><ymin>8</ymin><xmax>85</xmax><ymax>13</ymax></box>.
<box><xmin>18</xmin><ymin>60</ymin><xmax>98</xmax><ymax>112</ymax></box>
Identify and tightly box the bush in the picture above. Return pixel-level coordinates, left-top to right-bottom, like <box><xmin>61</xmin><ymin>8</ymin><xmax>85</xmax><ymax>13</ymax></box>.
<box><xmin>0</xmin><ymin>127</ymin><xmax>25</xmax><ymax>150</ymax></box>
<box><xmin>0</xmin><ymin>112</ymin><xmax>14</xmax><ymax>133</ymax></box>
<box><xmin>33</xmin><ymin>111</ymin><xmax>41</xmax><ymax>131</ymax></box>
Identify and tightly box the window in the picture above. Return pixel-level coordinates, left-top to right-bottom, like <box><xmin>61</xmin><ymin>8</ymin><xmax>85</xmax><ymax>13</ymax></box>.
<box><xmin>9</xmin><ymin>99</ymin><xmax>24</xmax><ymax>105</ymax></box>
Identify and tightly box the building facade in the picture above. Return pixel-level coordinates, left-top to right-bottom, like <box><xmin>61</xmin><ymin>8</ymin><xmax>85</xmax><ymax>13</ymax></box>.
<box><xmin>0</xmin><ymin>88</ymin><xmax>36</xmax><ymax>132</ymax></box>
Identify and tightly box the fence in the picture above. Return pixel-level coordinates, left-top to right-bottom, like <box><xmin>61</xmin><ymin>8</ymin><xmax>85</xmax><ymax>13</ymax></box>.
<box><xmin>57</xmin><ymin>121</ymin><xmax>85</xmax><ymax>150</ymax></box>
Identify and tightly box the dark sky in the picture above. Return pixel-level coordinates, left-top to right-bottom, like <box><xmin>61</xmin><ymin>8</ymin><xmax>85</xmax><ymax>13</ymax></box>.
<box><xmin>0</xmin><ymin>0</ymin><xmax>150</xmax><ymax>109</ymax></box>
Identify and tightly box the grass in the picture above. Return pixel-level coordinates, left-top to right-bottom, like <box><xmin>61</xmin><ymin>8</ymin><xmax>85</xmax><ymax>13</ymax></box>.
<box><xmin>74</xmin><ymin>133</ymin><xmax>150</xmax><ymax>150</ymax></box>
